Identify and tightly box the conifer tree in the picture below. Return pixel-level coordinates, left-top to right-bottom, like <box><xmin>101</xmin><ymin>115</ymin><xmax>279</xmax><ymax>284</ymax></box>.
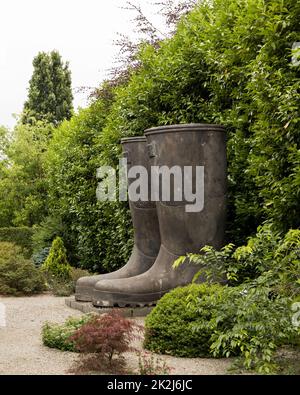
<box><xmin>42</xmin><ymin>236</ymin><xmax>71</xmax><ymax>279</ymax></box>
<box><xmin>22</xmin><ymin>51</ymin><xmax>73</xmax><ymax>125</ymax></box>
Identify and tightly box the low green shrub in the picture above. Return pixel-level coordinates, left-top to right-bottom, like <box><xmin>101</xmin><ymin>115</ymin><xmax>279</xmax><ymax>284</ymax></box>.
<box><xmin>0</xmin><ymin>227</ymin><xmax>34</xmax><ymax>257</ymax></box>
<box><xmin>0</xmin><ymin>242</ymin><xmax>45</xmax><ymax>295</ymax></box>
<box><xmin>42</xmin><ymin>315</ymin><xmax>93</xmax><ymax>352</ymax></box>
<box><xmin>144</xmin><ymin>283</ymin><xmax>223</xmax><ymax>357</ymax></box>
<box><xmin>45</xmin><ymin>267</ymin><xmax>91</xmax><ymax>297</ymax></box>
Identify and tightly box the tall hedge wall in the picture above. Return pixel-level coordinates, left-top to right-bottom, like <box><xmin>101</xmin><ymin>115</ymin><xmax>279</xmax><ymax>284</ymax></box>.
<box><xmin>46</xmin><ymin>0</ymin><xmax>300</xmax><ymax>271</ymax></box>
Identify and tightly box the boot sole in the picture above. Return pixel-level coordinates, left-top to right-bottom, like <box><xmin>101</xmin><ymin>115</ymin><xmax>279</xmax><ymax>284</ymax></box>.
<box><xmin>92</xmin><ymin>290</ymin><xmax>171</xmax><ymax>308</ymax></box>
<box><xmin>75</xmin><ymin>295</ymin><xmax>92</xmax><ymax>302</ymax></box>
<box><xmin>75</xmin><ymin>287</ymin><xmax>94</xmax><ymax>302</ymax></box>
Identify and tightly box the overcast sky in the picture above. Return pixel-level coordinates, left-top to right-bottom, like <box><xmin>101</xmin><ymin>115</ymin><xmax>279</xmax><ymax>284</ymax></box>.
<box><xmin>0</xmin><ymin>0</ymin><xmax>164</xmax><ymax>128</ymax></box>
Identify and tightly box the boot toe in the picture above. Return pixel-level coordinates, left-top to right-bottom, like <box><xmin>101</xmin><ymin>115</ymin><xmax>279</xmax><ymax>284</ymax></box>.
<box><xmin>94</xmin><ymin>278</ymin><xmax>135</xmax><ymax>293</ymax></box>
<box><xmin>77</xmin><ymin>276</ymin><xmax>95</xmax><ymax>287</ymax></box>
<box><xmin>93</xmin><ymin>276</ymin><xmax>161</xmax><ymax>307</ymax></box>
<box><xmin>75</xmin><ymin>275</ymin><xmax>100</xmax><ymax>301</ymax></box>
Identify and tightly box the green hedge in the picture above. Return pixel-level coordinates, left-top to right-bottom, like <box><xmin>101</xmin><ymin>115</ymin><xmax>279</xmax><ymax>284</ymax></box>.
<box><xmin>0</xmin><ymin>227</ymin><xmax>34</xmax><ymax>256</ymax></box>
<box><xmin>99</xmin><ymin>0</ymin><xmax>300</xmax><ymax>244</ymax></box>
<box><xmin>45</xmin><ymin>0</ymin><xmax>300</xmax><ymax>271</ymax></box>
<box><xmin>46</xmin><ymin>100</ymin><xmax>133</xmax><ymax>272</ymax></box>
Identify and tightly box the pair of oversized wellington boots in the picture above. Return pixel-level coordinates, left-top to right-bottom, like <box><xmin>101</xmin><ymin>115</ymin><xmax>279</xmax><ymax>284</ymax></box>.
<box><xmin>75</xmin><ymin>124</ymin><xmax>227</xmax><ymax>307</ymax></box>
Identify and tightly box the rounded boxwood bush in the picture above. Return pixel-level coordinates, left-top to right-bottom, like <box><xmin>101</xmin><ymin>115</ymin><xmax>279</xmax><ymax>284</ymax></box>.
<box><xmin>144</xmin><ymin>283</ymin><xmax>224</xmax><ymax>357</ymax></box>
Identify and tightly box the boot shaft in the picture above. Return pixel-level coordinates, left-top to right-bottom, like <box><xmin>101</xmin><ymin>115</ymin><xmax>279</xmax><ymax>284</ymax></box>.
<box><xmin>145</xmin><ymin>124</ymin><xmax>227</xmax><ymax>255</ymax></box>
<box><xmin>121</xmin><ymin>137</ymin><xmax>161</xmax><ymax>257</ymax></box>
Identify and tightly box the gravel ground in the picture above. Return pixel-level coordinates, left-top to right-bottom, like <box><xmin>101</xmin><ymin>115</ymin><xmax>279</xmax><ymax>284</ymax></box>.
<box><xmin>0</xmin><ymin>295</ymin><xmax>231</xmax><ymax>375</ymax></box>
<box><xmin>0</xmin><ymin>295</ymin><xmax>82</xmax><ymax>375</ymax></box>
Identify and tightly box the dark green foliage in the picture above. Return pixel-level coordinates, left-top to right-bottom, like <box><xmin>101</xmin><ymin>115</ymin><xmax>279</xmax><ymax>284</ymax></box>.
<box><xmin>31</xmin><ymin>216</ymin><xmax>77</xmax><ymax>263</ymax></box>
<box><xmin>144</xmin><ymin>283</ymin><xmax>223</xmax><ymax>357</ymax></box>
<box><xmin>0</xmin><ymin>227</ymin><xmax>34</xmax><ymax>257</ymax></box>
<box><xmin>32</xmin><ymin>216</ymin><xmax>66</xmax><ymax>252</ymax></box>
<box><xmin>22</xmin><ymin>51</ymin><xmax>73</xmax><ymax>125</ymax></box>
<box><xmin>99</xmin><ymin>0</ymin><xmax>300</xmax><ymax>244</ymax></box>
<box><xmin>42</xmin><ymin>315</ymin><xmax>93</xmax><ymax>352</ymax></box>
<box><xmin>0</xmin><ymin>242</ymin><xmax>45</xmax><ymax>295</ymax></box>
<box><xmin>46</xmin><ymin>100</ymin><xmax>133</xmax><ymax>272</ymax></box>
<box><xmin>41</xmin><ymin>0</ymin><xmax>300</xmax><ymax>274</ymax></box>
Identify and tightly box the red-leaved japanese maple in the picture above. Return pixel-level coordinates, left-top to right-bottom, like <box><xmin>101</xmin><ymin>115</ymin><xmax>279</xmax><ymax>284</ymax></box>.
<box><xmin>69</xmin><ymin>310</ymin><xmax>142</xmax><ymax>373</ymax></box>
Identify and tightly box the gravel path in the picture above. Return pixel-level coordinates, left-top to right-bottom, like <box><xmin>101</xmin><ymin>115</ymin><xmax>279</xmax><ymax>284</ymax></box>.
<box><xmin>0</xmin><ymin>295</ymin><xmax>82</xmax><ymax>375</ymax></box>
<box><xmin>0</xmin><ymin>295</ymin><xmax>231</xmax><ymax>375</ymax></box>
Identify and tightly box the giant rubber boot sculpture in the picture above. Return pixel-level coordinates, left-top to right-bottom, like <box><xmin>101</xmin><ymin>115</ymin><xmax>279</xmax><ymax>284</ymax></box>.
<box><xmin>92</xmin><ymin>124</ymin><xmax>227</xmax><ymax>307</ymax></box>
<box><xmin>75</xmin><ymin>136</ymin><xmax>161</xmax><ymax>301</ymax></box>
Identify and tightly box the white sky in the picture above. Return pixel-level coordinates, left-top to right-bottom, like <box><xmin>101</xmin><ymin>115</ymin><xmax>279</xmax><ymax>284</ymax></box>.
<box><xmin>0</xmin><ymin>0</ymin><xmax>164</xmax><ymax>128</ymax></box>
